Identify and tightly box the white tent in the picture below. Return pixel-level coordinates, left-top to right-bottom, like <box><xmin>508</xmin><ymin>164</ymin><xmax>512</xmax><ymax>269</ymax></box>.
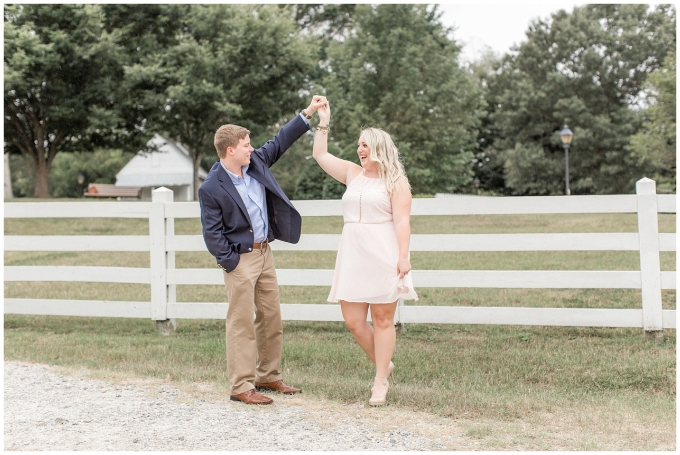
<box><xmin>116</xmin><ymin>134</ymin><xmax>208</xmax><ymax>201</ymax></box>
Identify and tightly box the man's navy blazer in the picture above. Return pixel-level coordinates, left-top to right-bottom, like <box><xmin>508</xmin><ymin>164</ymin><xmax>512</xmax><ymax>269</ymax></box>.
<box><xmin>198</xmin><ymin>115</ymin><xmax>309</xmax><ymax>273</ymax></box>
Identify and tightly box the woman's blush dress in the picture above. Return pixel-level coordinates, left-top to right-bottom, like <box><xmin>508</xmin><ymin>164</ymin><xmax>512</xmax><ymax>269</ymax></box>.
<box><xmin>327</xmin><ymin>171</ymin><xmax>418</xmax><ymax>304</ymax></box>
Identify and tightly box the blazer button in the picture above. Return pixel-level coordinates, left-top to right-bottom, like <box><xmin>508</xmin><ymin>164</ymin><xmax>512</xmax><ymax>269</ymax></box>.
<box><xmin>250</xmin><ymin>229</ymin><xmax>253</xmax><ymax>233</ymax></box>
<box><xmin>248</xmin><ymin>248</ymin><xmax>252</xmax><ymax>251</ymax></box>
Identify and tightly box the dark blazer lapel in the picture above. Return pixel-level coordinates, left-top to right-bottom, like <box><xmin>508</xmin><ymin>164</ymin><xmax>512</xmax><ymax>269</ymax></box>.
<box><xmin>217</xmin><ymin>165</ymin><xmax>252</xmax><ymax>224</ymax></box>
<box><xmin>246</xmin><ymin>160</ymin><xmax>290</xmax><ymax>204</ymax></box>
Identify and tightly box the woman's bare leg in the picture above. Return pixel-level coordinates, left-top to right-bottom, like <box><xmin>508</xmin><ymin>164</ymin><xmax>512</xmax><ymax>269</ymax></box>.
<box><xmin>370</xmin><ymin>301</ymin><xmax>398</xmax><ymax>379</ymax></box>
<box><xmin>340</xmin><ymin>299</ymin><xmax>398</xmax><ymax>401</ymax></box>
<box><xmin>340</xmin><ymin>300</ymin><xmax>375</xmax><ymax>363</ymax></box>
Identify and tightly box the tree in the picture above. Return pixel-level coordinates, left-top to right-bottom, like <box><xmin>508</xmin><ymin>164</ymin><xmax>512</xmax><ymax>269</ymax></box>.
<box><xmin>627</xmin><ymin>52</ymin><xmax>676</xmax><ymax>191</ymax></box>
<box><xmin>318</xmin><ymin>4</ymin><xmax>485</xmax><ymax>195</ymax></box>
<box><xmin>99</xmin><ymin>4</ymin><xmax>188</xmax><ymax>151</ymax></box>
<box><xmin>4</xmin><ymin>4</ymin><xmax>123</xmax><ymax>197</ymax></box>
<box><xmin>285</xmin><ymin>4</ymin><xmax>357</xmax><ymax>39</ymax></box>
<box><xmin>293</xmin><ymin>151</ymin><xmax>327</xmax><ymax>200</ymax></box>
<box><xmin>487</xmin><ymin>5</ymin><xmax>675</xmax><ymax>195</ymax></box>
<box><xmin>293</xmin><ymin>142</ymin><xmax>353</xmax><ymax>199</ymax></box>
<box><xmin>50</xmin><ymin>149</ymin><xmax>134</xmax><ymax>198</ymax></box>
<box><xmin>122</xmin><ymin>4</ymin><xmax>316</xmax><ymax>200</ymax></box>
<box><xmin>468</xmin><ymin>49</ymin><xmax>507</xmax><ymax>194</ymax></box>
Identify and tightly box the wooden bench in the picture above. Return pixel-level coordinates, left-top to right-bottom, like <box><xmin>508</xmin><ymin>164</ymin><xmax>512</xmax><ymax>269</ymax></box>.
<box><xmin>83</xmin><ymin>183</ymin><xmax>141</xmax><ymax>199</ymax></box>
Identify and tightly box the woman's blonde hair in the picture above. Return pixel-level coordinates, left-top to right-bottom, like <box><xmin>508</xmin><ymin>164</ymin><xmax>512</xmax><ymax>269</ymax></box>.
<box><xmin>360</xmin><ymin>127</ymin><xmax>410</xmax><ymax>196</ymax></box>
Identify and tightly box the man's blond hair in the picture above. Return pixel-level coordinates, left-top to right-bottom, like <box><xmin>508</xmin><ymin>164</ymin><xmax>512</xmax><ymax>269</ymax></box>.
<box><xmin>214</xmin><ymin>124</ymin><xmax>250</xmax><ymax>159</ymax></box>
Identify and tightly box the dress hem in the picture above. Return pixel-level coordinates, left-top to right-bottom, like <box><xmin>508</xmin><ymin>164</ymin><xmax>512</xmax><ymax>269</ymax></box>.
<box><xmin>327</xmin><ymin>296</ymin><xmax>419</xmax><ymax>304</ymax></box>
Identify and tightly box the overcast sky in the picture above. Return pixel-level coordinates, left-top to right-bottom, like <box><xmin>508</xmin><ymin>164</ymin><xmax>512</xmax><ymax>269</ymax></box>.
<box><xmin>435</xmin><ymin>2</ymin><xmax>584</xmax><ymax>62</ymax></box>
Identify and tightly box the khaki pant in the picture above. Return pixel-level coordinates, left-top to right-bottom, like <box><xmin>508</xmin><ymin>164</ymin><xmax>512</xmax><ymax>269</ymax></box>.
<box><xmin>222</xmin><ymin>245</ymin><xmax>282</xmax><ymax>395</ymax></box>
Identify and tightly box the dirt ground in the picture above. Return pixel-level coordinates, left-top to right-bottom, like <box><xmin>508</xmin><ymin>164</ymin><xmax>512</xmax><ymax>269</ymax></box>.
<box><xmin>32</xmin><ymin>363</ymin><xmax>675</xmax><ymax>451</ymax></box>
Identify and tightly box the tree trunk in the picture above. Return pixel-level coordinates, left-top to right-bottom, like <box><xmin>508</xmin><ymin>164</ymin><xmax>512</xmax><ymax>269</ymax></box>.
<box><xmin>193</xmin><ymin>152</ymin><xmax>203</xmax><ymax>201</ymax></box>
<box><xmin>25</xmin><ymin>108</ymin><xmax>54</xmax><ymax>198</ymax></box>
<box><xmin>4</xmin><ymin>153</ymin><xmax>14</xmax><ymax>199</ymax></box>
<box><xmin>32</xmin><ymin>159</ymin><xmax>51</xmax><ymax>198</ymax></box>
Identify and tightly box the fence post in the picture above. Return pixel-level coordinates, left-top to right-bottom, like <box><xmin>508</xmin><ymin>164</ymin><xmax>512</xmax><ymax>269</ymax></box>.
<box><xmin>395</xmin><ymin>298</ymin><xmax>406</xmax><ymax>334</ymax></box>
<box><xmin>166</xmin><ymin>200</ymin><xmax>176</xmax><ymax>310</ymax></box>
<box><xmin>150</xmin><ymin>187</ymin><xmax>176</xmax><ymax>335</ymax></box>
<box><xmin>636</xmin><ymin>178</ymin><xmax>663</xmax><ymax>342</ymax></box>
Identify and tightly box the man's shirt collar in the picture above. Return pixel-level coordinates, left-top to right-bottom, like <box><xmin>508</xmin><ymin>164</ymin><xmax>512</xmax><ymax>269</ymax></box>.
<box><xmin>221</xmin><ymin>162</ymin><xmax>249</xmax><ymax>184</ymax></box>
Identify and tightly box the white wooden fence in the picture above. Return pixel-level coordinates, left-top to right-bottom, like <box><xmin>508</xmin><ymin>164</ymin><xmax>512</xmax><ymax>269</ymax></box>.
<box><xmin>4</xmin><ymin>178</ymin><xmax>676</xmax><ymax>338</ymax></box>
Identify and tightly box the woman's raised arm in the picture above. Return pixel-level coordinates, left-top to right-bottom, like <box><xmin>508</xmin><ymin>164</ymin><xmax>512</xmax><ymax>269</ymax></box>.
<box><xmin>312</xmin><ymin>101</ymin><xmax>361</xmax><ymax>184</ymax></box>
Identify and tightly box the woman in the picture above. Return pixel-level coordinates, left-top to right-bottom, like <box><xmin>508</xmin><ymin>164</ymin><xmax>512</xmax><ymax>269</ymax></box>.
<box><xmin>312</xmin><ymin>101</ymin><xmax>418</xmax><ymax>406</ymax></box>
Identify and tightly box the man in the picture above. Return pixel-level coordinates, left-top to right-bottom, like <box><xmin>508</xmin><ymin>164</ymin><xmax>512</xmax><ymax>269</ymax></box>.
<box><xmin>199</xmin><ymin>96</ymin><xmax>326</xmax><ymax>405</ymax></box>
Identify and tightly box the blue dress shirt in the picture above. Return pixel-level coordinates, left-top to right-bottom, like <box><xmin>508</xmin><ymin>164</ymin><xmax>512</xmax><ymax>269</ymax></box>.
<box><xmin>222</xmin><ymin>163</ymin><xmax>268</xmax><ymax>242</ymax></box>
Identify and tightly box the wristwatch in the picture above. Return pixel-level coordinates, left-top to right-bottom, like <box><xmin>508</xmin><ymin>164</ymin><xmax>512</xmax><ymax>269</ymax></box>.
<box><xmin>301</xmin><ymin>109</ymin><xmax>312</xmax><ymax>119</ymax></box>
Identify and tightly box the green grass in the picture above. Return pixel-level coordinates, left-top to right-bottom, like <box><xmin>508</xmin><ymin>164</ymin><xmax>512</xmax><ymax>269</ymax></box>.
<box><xmin>5</xmin><ymin>249</ymin><xmax>676</xmax><ymax>271</ymax></box>
<box><xmin>3</xmin><ymin>208</ymin><xmax>676</xmax><ymax>449</ymax></box>
<box><xmin>5</xmin><ymin>212</ymin><xmax>676</xmax><ymax>310</ymax></box>
<box><xmin>4</xmin><ymin>316</ymin><xmax>675</xmax><ymax>419</ymax></box>
<box><xmin>4</xmin><ymin>212</ymin><xmax>677</xmax><ymax>236</ymax></box>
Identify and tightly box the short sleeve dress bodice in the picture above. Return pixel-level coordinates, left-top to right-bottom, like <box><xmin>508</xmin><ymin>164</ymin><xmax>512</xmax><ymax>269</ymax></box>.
<box><xmin>327</xmin><ymin>171</ymin><xmax>418</xmax><ymax>304</ymax></box>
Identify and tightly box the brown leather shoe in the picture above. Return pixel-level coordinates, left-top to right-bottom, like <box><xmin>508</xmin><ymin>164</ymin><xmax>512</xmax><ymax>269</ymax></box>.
<box><xmin>230</xmin><ymin>388</ymin><xmax>273</xmax><ymax>405</ymax></box>
<box><xmin>255</xmin><ymin>379</ymin><xmax>302</xmax><ymax>395</ymax></box>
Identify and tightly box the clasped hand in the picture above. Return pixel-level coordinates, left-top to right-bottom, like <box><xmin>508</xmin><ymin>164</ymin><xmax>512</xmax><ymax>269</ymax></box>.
<box><xmin>317</xmin><ymin>99</ymin><xmax>330</xmax><ymax>124</ymax></box>
<box><xmin>397</xmin><ymin>258</ymin><xmax>411</xmax><ymax>279</ymax></box>
<box><xmin>306</xmin><ymin>95</ymin><xmax>327</xmax><ymax>116</ymax></box>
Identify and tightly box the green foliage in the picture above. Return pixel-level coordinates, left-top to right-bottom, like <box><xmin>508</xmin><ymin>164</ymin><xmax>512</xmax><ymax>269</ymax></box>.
<box><xmin>293</xmin><ymin>153</ymin><xmax>327</xmax><ymax>200</ymax></box>
<box><xmin>122</xmin><ymin>4</ymin><xmax>317</xmax><ymax>200</ymax></box>
<box><xmin>8</xmin><ymin>154</ymin><xmax>35</xmax><ymax>198</ymax></box>
<box><xmin>322</xmin><ymin>173</ymin><xmax>347</xmax><ymax>199</ymax></box>
<box><xmin>469</xmin><ymin>50</ymin><xmax>509</xmax><ymax>194</ymax></box>
<box><xmin>99</xmin><ymin>4</ymin><xmax>189</xmax><ymax>151</ymax></box>
<box><xmin>49</xmin><ymin>149</ymin><xmax>134</xmax><ymax>198</ymax></box>
<box><xmin>485</xmin><ymin>5</ymin><xmax>676</xmax><ymax>195</ymax></box>
<box><xmin>4</xmin><ymin>4</ymin><xmax>125</xmax><ymax>197</ymax></box>
<box><xmin>293</xmin><ymin>142</ymin><xmax>353</xmax><ymax>200</ymax></box>
<box><xmin>7</xmin><ymin>4</ymin><xmax>676</xmax><ymax>199</ymax></box>
<box><xmin>287</xmin><ymin>4</ymin><xmax>358</xmax><ymax>38</ymax></box>
<box><xmin>627</xmin><ymin>52</ymin><xmax>676</xmax><ymax>192</ymax></box>
<box><xmin>321</xmin><ymin>4</ymin><xmax>485</xmax><ymax>194</ymax></box>
<box><xmin>268</xmin><ymin>136</ymin><xmax>314</xmax><ymax>199</ymax></box>
<box><xmin>322</xmin><ymin>144</ymin><xmax>358</xmax><ymax>199</ymax></box>
<box><xmin>504</xmin><ymin>143</ymin><xmax>564</xmax><ymax>195</ymax></box>
<box><xmin>101</xmin><ymin>4</ymin><xmax>185</xmax><ymax>56</ymax></box>
<box><xmin>9</xmin><ymin>149</ymin><xmax>133</xmax><ymax>198</ymax></box>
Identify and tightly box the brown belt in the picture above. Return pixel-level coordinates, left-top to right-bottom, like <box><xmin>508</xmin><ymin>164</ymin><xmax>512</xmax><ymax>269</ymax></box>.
<box><xmin>251</xmin><ymin>239</ymin><xmax>269</xmax><ymax>251</ymax></box>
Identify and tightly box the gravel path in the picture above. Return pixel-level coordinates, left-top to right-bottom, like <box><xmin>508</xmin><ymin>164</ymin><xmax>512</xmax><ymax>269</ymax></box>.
<box><xmin>4</xmin><ymin>361</ymin><xmax>448</xmax><ymax>451</ymax></box>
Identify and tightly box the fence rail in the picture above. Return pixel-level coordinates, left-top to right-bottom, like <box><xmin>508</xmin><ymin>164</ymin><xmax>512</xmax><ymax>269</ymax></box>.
<box><xmin>4</xmin><ymin>178</ymin><xmax>676</xmax><ymax>337</ymax></box>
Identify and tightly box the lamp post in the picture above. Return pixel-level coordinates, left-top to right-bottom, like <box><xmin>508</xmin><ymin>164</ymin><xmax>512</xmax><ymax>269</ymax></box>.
<box><xmin>77</xmin><ymin>173</ymin><xmax>85</xmax><ymax>197</ymax></box>
<box><xmin>559</xmin><ymin>125</ymin><xmax>573</xmax><ymax>196</ymax></box>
